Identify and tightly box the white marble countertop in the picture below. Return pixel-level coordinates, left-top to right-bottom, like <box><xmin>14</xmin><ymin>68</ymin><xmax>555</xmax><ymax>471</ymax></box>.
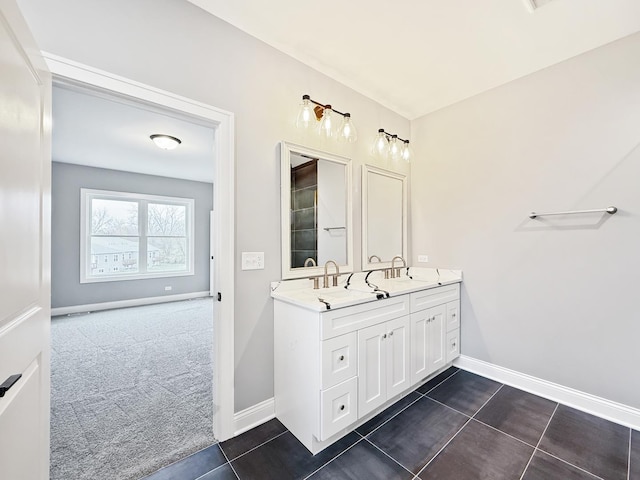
<box><xmin>270</xmin><ymin>267</ymin><xmax>462</xmax><ymax>312</ymax></box>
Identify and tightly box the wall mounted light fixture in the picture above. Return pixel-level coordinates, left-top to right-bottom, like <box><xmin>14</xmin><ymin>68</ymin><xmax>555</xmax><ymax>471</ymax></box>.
<box><xmin>150</xmin><ymin>134</ymin><xmax>181</xmax><ymax>150</ymax></box>
<box><xmin>296</xmin><ymin>94</ymin><xmax>357</xmax><ymax>143</ymax></box>
<box><xmin>371</xmin><ymin>129</ymin><xmax>413</xmax><ymax>163</ymax></box>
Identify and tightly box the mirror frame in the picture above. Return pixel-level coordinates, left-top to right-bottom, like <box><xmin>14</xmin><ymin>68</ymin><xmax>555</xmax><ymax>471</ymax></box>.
<box><xmin>361</xmin><ymin>164</ymin><xmax>408</xmax><ymax>271</ymax></box>
<box><xmin>280</xmin><ymin>141</ymin><xmax>354</xmax><ymax>280</ymax></box>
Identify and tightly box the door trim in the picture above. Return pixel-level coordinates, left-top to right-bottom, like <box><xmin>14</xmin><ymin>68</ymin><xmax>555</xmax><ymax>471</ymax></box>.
<box><xmin>44</xmin><ymin>53</ymin><xmax>236</xmax><ymax>440</ymax></box>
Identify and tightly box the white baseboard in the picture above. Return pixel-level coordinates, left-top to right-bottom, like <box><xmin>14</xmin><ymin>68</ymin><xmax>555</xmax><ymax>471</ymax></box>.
<box><xmin>454</xmin><ymin>355</ymin><xmax>640</xmax><ymax>430</ymax></box>
<box><xmin>233</xmin><ymin>398</ymin><xmax>276</xmax><ymax>436</ymax></box>
<box><xmin>51</xmin><ymin>291</ymin><xmax>211</xmax><ymax>316</ymax></box>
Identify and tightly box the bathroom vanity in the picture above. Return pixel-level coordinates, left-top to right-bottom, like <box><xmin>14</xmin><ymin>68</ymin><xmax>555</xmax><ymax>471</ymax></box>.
<box><xmin>271</xmin><ymin>268</ymin><xmax>462</xmax><ymax>454</ymax></box>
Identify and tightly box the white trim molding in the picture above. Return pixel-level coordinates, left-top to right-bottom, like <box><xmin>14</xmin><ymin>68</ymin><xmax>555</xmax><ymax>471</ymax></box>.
<box><xmin>454</xmin><ymin>355</ymin><xmax>640</xmax><ymax>430</ymax></box>
<box><xmin>233</xmin><ymin>398</ymin><xmax>276</xmax><ymax>436</ymax></box>
<box><xmin>51</xmin><ymin>291</ymin><xmax>210</xmax><ymax>317</ymax></box>
<box><xmin>43</xmin><ymin>53</ymin><xmax>236</xmax><ymax>441</ymax></box>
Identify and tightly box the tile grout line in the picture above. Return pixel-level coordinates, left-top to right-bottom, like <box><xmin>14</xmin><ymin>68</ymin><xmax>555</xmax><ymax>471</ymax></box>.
<box><xmin>301</xmin><ymin>435</ymin><xmax>366</xmax><ymax>480</ymax></box>
<box><xmin>532</xmin><ymin>449</ymin><xmax>605</xmax><ymax>480</ymax></box>
<box><xmin>418</xmin><ymin>368</ymin><xmax>461</xmax><ymax>397</ymax></box>
<box><xmin>518</xmin><ymin>402</ymin><xmax>559</xmax><ymax>480</ymax></box>
<box><xmin>221</xmin><ymin>430</ymin><xmax>289</xmax><ymax>463</ymax></box>
<box><xmin>214</xmin><ymin>444</ymin><xmax>241</xmax><ymax>480</ymax></box>
<box><xmin>415</xmin><ymin>383</ymin><xmax>505</xmax><ymax>478</ymax></box>
<box><xmin>358</xmin><ymin>393</ymin><xmax>425</xmax><ymax>438</ymax></box>
<box><xmin>363</xmin><ymin>436</ymin><xmax>421</xmax><ymax>477</ymax></box>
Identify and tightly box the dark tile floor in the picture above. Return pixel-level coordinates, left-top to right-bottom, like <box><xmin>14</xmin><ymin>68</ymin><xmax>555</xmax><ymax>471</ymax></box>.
<box><xmin>143</xmin><ymin>367</ymin><xmax>640</xmax><ymax>480</ymax></box>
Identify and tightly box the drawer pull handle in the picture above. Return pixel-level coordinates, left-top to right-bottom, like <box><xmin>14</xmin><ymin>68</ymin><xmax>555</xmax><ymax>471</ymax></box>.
<box><xmin>0</xmin><ymin>374</ymin><xmax>22</xmax><ymax>398</ymax></box>
<box><xmin>339</xmin><ymin>405</ymin><xmax>345</xmax><ymax>411</ymax></box>
<box><xmin>339</xmin><ymin>355</ymin><xmax>345</xmax><ymax>361</ymax></box>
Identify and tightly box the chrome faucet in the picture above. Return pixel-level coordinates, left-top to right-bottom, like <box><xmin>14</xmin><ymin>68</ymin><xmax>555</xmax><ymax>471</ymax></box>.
<box><xmin>323</xmin><ymin>260</ymin><xmax>340</xmax><ymax>288</ymax></box>
<box><xmin>304</xmin><ymin>258</ymin><xmax>319</xmax><ymax>289</ymax></box>
<box><xmin>390</xmin><ymin>255</ymin><xmax>406</xmax><ymax>278</ymax></box>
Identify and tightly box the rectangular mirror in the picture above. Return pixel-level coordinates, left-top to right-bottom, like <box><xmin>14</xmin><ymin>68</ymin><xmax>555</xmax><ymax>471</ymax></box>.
<box><xmin>361</xmin><ymin>164</ymin><xmax>408</xmax><ymax>271</ymax></box>
<box><xmin>281</xmin><ymin>142</ymin><xmax>353</xmax><ymax>280</ymax></box>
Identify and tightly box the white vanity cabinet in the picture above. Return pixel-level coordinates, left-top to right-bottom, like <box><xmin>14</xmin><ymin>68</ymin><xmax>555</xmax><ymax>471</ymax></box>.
<box><xmin>410</xmin><ymin>283</ymin><xmax>460</xmax><ymax>385</ymax></box>
<box><xmin>357</xmin><ymin>315</ymin><xmax>410</xmax><ymax>418</ymax></box>
<box><xmin>273</xmin><ymin>281</ymin><xmax>460</xmax><ymax>455</ymax></box>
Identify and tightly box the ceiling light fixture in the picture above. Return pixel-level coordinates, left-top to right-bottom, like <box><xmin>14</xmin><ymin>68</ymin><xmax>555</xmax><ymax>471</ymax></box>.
<box><xmin>150</xmin><ymin>134</ymin><xmax>182</xmax><ymax>150</ymax></box>
<box><xmin>296</xmin><ymin>94</ymin><xmax>357</xmax><ymax>143</ymax></box>
<box><xmin>371</xmin><ymin>129</ymin><xmax>413</xmax><ymax>163</ymax></box>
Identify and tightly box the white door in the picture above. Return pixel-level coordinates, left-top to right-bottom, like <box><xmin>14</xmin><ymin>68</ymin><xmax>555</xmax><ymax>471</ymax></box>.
<box><xmin>0</xmin><ymin>2</ymin><xmax>51</xmax><ymax>479</ymax></box>
<box><xmin>386</xmin><ymin>315</ymin><xmax>410</xmax><ymax>399</ymax></box>
<box><xmin>358</xmin><ymin>322</ymin><xmax>387</xmax><ymax>417</ymax></box>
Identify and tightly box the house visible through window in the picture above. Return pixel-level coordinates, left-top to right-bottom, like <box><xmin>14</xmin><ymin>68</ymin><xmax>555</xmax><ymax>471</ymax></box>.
<box><xmin>81</xmin><ymin>189</ymin><xmax>195</xmax><ymax>283</ymax></box>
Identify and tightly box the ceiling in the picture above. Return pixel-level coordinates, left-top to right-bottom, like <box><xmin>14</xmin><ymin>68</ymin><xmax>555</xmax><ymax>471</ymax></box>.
<box><xmin>187</xmin><ymin>0</ymin><xmax>640</xmax><ymax>119</ymax></box>
<box><xmin>52</xmin><ymin>85</ymin><xmax>215</xmax><ymax>182</ymax></box>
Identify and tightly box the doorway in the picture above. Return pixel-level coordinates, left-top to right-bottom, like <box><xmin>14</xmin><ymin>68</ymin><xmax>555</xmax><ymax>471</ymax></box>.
<box><xmin>46</xmin><ymin>55</ymin><xmax>235</xmax><ymax>476</ymax></box>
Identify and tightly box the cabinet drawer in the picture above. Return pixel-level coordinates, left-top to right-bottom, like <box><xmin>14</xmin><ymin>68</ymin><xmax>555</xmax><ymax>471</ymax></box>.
<box><xmin>320</xmin><ymin>296</ymin><xmax>410</xmax><ymax>340</ymax></box>
<box><xmin>446</xmin><ymin>301</ymin><xmax>460</xmax><ymax>332</ymax></box>
<box><xmin>446</xmin><ymin>329</ymin><xmax>460</xmax><ymax>363</ymax></box>
<box><xmin>319</xmin><ymin>377</ymin><xmax>357</xmax><ymax>441</ymax></box>
<box><xmin>410</xmin><ymin>284</ymin><xmax>459</xmax><ymax>313</ymax></box>
<box><xmin>321</xmin><ymin>333</ymin><xmax>357</xmax><ymax>389</ymax></box>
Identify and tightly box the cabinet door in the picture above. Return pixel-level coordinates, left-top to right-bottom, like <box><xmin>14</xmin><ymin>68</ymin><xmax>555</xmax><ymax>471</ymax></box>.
<box><xmin>386</xmin><ymin>316</ymin><xmax>411</xmax><ymax>399</ymax></box>
<box><xmin>427</xmin><ymin>304</ymin><xmax>447</xmax><ymax>374</ymax></box>
<box><xmin>358</xmin><ymin>322</ymin><xmax>387</xmax><ymax>418</ymax></box>
<box><xmin>410</xmin><ymin>309</ymin><xmax>429</xmax><ymax>385</ymax></box>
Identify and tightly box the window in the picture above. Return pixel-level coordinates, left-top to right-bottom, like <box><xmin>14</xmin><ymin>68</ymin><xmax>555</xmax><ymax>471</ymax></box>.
<box><xmin>81</xmin><ymin>189</ymin><xmax>195</xmax><ymax>283</ymax></box>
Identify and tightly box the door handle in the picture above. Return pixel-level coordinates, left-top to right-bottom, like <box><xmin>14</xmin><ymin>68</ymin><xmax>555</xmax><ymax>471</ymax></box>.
<box><xmin>0</xmin><ymin>374</ymin><xmax>22</xmax><ymax>398</ymax></box>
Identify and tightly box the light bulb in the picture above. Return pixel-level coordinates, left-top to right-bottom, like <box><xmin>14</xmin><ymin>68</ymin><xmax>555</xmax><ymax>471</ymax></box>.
<box><xmin>337</xmin><ymin>113</ymin><xmax>357</xmax><ymax>143</ymax></box>
<box><xmin>389</xmin><ymin>135</ymin><xmax>402</xmax><ymax>162</ymax></box>
<box><xmin>318</xmin><ymin>105</ymin><xmax>334</xmax><ymax>139</ymax></box>
<box><xmin>296</xmin><ymin>94</ymin><xmax>314</xmax><ymax>130</ymax></box>
<box><xmin>371</xmin><ymin>129</ymin><xmax>388</xmax><ymax>160</ymax></box>
<box><xmin>401</xmin><ymin>140</ymin><xmax>413</xmax><ymax>163</ymax></box>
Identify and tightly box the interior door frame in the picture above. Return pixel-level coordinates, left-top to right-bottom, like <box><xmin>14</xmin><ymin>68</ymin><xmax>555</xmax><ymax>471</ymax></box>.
<box><xmin>44</xmin><ymin>53</ymin><xmax>236</xmax><ymax>441</ymax></box>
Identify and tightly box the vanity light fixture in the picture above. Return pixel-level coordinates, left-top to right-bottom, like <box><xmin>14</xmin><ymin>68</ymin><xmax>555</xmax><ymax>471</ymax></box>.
<box><xmin>150</xmin><ymin>134</ymin><xmax>182</xmax><ymax>150</ymax></box>
<box><xmin>296</xmin><ymin>94</ymin><xmax>357</xmax><ymax>143</ymax></box>
<box><xmin>371</xmin><ymin>128</ymin><xmax>413</xmax><ymax>163</ymax></box>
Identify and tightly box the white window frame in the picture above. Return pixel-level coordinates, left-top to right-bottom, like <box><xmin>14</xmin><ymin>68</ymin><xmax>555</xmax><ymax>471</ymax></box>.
<box><xmin>80</xmin><ymin>188</ymin><xmax>195</xmax><ymax>283</ymax></box>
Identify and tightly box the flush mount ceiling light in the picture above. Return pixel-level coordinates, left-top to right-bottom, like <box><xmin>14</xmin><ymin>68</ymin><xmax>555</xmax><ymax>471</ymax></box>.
<box><xmin>150</xmin><ymin>134</ymin><xmax>182</xmax><ymax>150</ymax></box>
<box><xmin>371</xmin><ymin>128</ymin><xmax>413</xmax><ymax>163</ymax></box>
<box><xmin>296</xmin><ymin>94</ymin><xmax>357</xmax><ymax>143</ymax></box>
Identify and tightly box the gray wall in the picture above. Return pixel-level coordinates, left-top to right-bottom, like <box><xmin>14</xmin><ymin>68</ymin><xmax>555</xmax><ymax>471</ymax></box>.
<box><xmin>411</xmin><ymin>33</ymin><xmax>640</xmax><ymax>410</ymax></box>
<box><xmin>19</xmin><ymin>0</ymin><xmax>410</xmax><ymax>411</ymax></box>
<box><xmin>52</xmin><ymin>162</ymin><xmax>213</xmax><ymax>309</ymax></box>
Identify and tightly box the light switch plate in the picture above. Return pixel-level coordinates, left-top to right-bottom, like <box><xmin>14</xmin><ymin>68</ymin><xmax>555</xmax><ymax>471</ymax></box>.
<box><xmin>242</xmin><ymin>252</ymin><xmax>265</xmax><ymax>270</ymax></box>
<box><xmin>417</xmin><ymin>255</ymin><xmax>429</xmax><ymax>263</ymax></box>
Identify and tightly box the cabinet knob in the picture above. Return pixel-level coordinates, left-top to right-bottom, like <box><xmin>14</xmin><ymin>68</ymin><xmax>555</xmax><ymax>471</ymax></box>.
<box><xmin>389</xmin><ymin>331</ymin><xmax>394</xmax><ymax>336</ymax></box>
<box><xmin>452</xmin><ymin>313</ymin><xmax>456</xmax><ymax>317</ymax></box>
<box><xmin>339</xmin><ymin>405</ymin><xmax>345</xmax><ymax>411</ymax></box>
<box><xmin>339</xmin><ymin>355</ymin><xmax>345</xmax><ymax>361</ymax></box>
<box><xmin>382</xmin><ymin>334</ymin><xmax>387</xmax><ymax>339</ymax></box>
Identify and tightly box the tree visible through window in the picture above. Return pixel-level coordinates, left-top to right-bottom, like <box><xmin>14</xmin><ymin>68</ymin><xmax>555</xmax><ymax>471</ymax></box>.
<box><xmin>81</xmin><ymin>189</ymin><xmax>194</xmax><ymax>283</ymax></box>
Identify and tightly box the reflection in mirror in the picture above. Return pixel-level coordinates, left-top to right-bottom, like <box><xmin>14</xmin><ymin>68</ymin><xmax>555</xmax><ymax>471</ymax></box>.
<box><xmin>361</xmin><ymin>164</ymin><xmax>408</xmax><ymax>271</ymax></box>
<box><xmin>281</xmin><ymin>142</ymin><xmax>353</xmax><ymax>280</ymax></box>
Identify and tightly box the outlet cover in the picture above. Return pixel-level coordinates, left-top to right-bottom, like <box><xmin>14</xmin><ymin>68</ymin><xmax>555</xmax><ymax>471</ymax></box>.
<box><xmin>242</xmin><ymin>252</ymin><xmax>265</xmax><ymax>270</ymax></box>
<box><xmin>417</xmin><ymin>255</ymin><xmax>429</xmax><ymax>263</ymax></box>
